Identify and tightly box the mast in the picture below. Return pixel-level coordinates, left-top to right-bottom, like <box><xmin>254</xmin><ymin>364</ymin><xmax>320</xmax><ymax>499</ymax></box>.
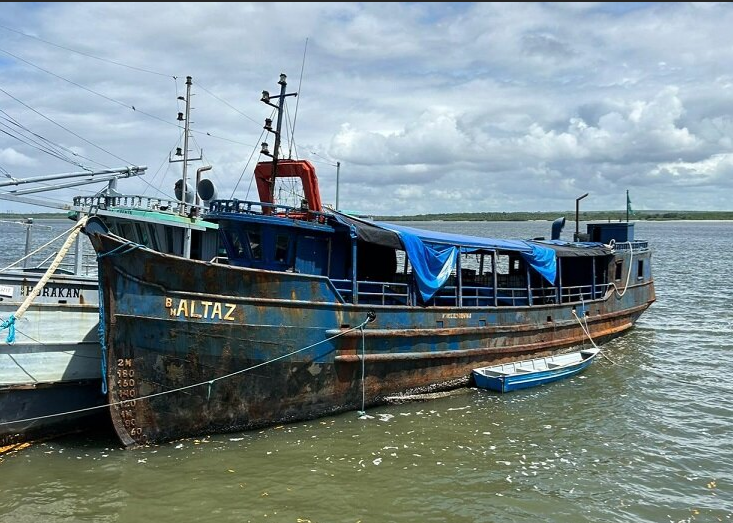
<box><xmin>181</xmin><ymin>76</ymin><xmax>192</xmax><ymax>214</ymax></box>
<box><xmin>260</xmin><ymin>73</ymin><xmax>298</xmax><ymax>203</ymax></box>
<box><xmin>169</xmin><ymin>75</ymin><xmax>202</xmax><ymax>258</ymax></box>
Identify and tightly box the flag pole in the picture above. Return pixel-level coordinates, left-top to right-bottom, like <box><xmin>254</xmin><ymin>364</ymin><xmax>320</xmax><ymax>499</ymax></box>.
<box><xmin>626</xmin><ymin>189</ymin><xmax>629</xmax><ymax>223</ymax></box>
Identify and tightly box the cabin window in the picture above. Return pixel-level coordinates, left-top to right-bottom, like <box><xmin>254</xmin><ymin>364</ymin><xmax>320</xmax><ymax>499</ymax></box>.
<box><xmin>512</xmin><ymin>258</ymin><xmax>521</xmax><ymax>273</ymax></box>
<box><xmin>637</xmin><ymin>259</ymin><xmax>644</xmax><ymax>280</ymax></box>
<box><xmin>247</xmin><ymin>231</ymin><xmax>262</xmax><ymax>260</ymax></box>
<box><xmin>119</xmin><ymin>223</ymin><xmax>136</xmax><ymax>243</ymax></box>
<box><xmin>165</xmin><ymin>226</ymin><xmax>175</xmax><ymax>255</ymax></box>
<box><xmin>357</xmin><ymin>241</ymin><xmax>397</xmax><ymax>282</ymax></box>
<box><xmin>147</xmin><ymin>224</ymin><xmax>160</xmax><ymax>251</ymax></box>
<box><xmin>225</xmin><ymin>230</ymin><xmax>246</xmax><ymax>257</ymax></box>
<box><xmin>135</xmin><ymin>223</ymin><xmax>149</xmax><ymax>247</ymax></box>
<box><xmin>275</xmin><ymin>235</ymin><xmax>289</xmax><ymax>263</ymax></box>
<box><xmin>614</xmin><ymin>260</ymin><xmax>623</xmax><ymax>281</ymax></box>
<box><xmin>495</xmin><ymin>254</ymin><xmax>510</xmax><ymax>274</ymax></box>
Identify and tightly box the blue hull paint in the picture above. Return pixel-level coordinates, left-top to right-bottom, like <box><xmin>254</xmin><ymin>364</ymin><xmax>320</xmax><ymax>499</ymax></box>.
<box><xmin>81</xmin><ymin>74</ymin><xmax>654</xmax><ymax>448</ymax></box>
<box><xmin>87</xmin><ymin>229</ymin><xmax>650</xmax><ymax>448</ymax></box>
<box><xmin>0</xmin><ymin>380</ymin><xmax>108</xmax><ymax>446</ymax></box>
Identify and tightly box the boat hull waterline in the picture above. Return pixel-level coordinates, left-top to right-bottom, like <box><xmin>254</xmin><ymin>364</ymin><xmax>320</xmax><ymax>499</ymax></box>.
<box><xmin>89</xmin><ymin>232</ymin><xmax>654</xmax><ymax>448</ymax></box>
<box><xmin>0</xmin><ymin>271</ymin><xmax>103</xmax><ymax>445</ymax></box>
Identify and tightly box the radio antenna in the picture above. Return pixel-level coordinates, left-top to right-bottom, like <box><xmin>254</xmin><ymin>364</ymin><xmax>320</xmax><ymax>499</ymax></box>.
<box><xmin>288</xmin><ymin>37</ymin><xmax>308</xmax><ymax>158</ymax></box>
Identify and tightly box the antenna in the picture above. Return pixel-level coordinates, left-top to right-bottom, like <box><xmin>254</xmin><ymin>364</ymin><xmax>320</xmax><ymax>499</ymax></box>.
<box><xmin>260</xmin><ymin>74</ymin><xmax>298</xmax><ymax>201</ymax></box>
<box><xmin>288</xmin><ymin>37</ymin><xmax>309</xmax><ymax>158</ymax></box>
<box><xmin>168</xmin><ymin>75</ymin><xmax>203</xmax><ymax>259</ymax></box>
<box><xmin>169</xmin><ymin>75</ymin><xmax>202</xmax><ymax>213</ymax></box>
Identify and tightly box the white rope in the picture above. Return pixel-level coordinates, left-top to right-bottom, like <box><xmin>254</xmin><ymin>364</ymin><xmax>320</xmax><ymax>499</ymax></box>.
<box><xmin>0</xmin><ymin>220</ymin><xmax>84</xmax><ymax>273</ymax></box>
<box><xmin>609</xmin><ymin>240</ymin><xmax>633</xmax><ymax>298</ymax></box>
<box><xmin>358</xmin><ymin>324</ymin><xmax>367</xmax><ymax>416</ymax></box>
<box><xmin>13</xmin><ymin>216</ymin><xmax>88</xmax><ymax>321</ymax></box>
<box><xmin>572</xmin><ymin>309</ymin><xmax>619</xmax><ymax>365</ymax></box>
<box><xmin>0</xmin><ymin>312</ymin><xmax>374</xmax><ymax>427</ymax></box>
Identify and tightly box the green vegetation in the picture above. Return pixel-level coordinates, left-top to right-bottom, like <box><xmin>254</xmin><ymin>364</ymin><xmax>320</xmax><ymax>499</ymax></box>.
<box><xmin>3</xmin><ymin>210</ymin><xmax>733</xmax><ymax>222</ymax></box>
<box><xmin>374</xmin><ymin>210</ymin><xmax>733</xmax><ymax>221</ymax></box>
<box><xmin>1</xmin><ymin>212</ymin><xmax>70</xmax><ymax>220</ymax></box>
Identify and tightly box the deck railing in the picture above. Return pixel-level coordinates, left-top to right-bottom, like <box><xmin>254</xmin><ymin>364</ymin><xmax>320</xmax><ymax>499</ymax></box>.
<box><xmin>614</xmin><ymin>240</ymin><xmax>649</xmax><ymax>252</ymax></box>
<box><xmin>74</xmin><ymin>194</ymin><xmax>182</xmax><ymax>213</ymax></box>
<box><xmin>331</xmin><ymin>279</ymin><xmax>411</xmax><ymax>305</ymax></box>
<box><xmin>207</xmin><ymin>199</ymin><xmax>330</xmax><ymax>223</ymax></box>
<box><xmin>329</xmin><ymin>277</ymin><xmax>611</xmax><ymax>308</ymax></box>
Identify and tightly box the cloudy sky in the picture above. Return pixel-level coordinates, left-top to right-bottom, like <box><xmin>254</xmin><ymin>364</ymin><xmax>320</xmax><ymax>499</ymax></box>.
<box><xmin>1</xmin><ymin>2</ymin><xmax>732</xmax><ymax>216</ymax></box>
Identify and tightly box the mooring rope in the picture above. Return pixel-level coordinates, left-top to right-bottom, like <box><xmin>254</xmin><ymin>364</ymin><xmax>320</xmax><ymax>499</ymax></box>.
<box><xmin>0</xmin><ymin>220</ymin><xmax>84</xmax><ymax>273</ymax></box>
<box><xmin>571</xmin><ymin>308</ymin><xmax>620</xmax><ymax>366</ymax></box>
<box><xmin>94</xmin><ymin>238</ymin><xmax>146</xmax><ymax>394</ymax></box>
<box><xmin>609</xmin><ymin>240</ymin><xmax>634</xmax><ymax>298</ymax></box>
<box><xmin>0</xmin><ymin>217</ymin><xmax>88</xmax><ymax>343</ymax></box>
<box><xmin>358</xmin><ymin>323</ymin><xmax>367</xmax><ymax>416</ymax></box>
<box><xmin>0</xmin><ymin>312</ymin><xmax>377</xmax><ymax>428</ymax></box>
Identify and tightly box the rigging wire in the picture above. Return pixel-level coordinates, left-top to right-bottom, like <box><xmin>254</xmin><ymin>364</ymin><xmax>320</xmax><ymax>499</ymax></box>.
<box><xmin>288</xmin><ymin>37</ymin><xmax>308</xmax><ymax>158</ymax></box>
<box><xmin>0</xmin><ymin>86</ymin><xmax>133</xmax><ymax>166</ymax></box>
<box><xmin>138</xmin><ymin>138</ymin><xmax>186</xmax><ymax>199</ymax></box>
<box><xmin>0</xmin><ymin>24</ymin><xmax>174</xmax><ymax>78</ymax></box>
<box><xmin>0</xmin><ymin>48</ymin><xmax>169</xmax><ymax>124</ymax></box>
<box><xmin>0</xmin><ymin>110</ymin><xmax>108</xmax><ymax>170</ymax></box>
<box><xmin>0</xmin><ymin>24</ymin><xmax>259</xmax><ymax>135</ymax></box>
<box><xmin>0</xmin><ymin>48</ymin><xmax>253</xmax><ymax>147</ymax></box>
<box><xmin>231</xmin><ymin>125</ymin><xmax>268</xmax><ymax>199</ymax></box>
<box><xmin>0</xmin><ymin>127</ymin><xmax>86</xmax><ymax>170</ymax></box>
<box><xmin>196</xmin><ymin>82</ymin><xmax>261</xmax><ymax>126</ymax></box>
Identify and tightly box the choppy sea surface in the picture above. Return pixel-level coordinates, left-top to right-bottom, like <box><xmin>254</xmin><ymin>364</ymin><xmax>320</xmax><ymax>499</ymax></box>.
<box><xmin>0</xmin><ymin>219</ymin><xmax>731</xmax><ymax>523</ymax></box>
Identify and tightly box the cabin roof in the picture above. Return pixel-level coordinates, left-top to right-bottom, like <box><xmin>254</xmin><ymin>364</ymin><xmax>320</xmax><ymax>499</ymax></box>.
<box><xmin>333</xmin><ymin>212</ymin><xmax>558</xmax><ymax>299</ymax></box>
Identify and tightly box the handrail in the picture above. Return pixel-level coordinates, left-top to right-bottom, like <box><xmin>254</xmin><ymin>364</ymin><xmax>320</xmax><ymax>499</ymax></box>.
<box><xmin>74</xmin><ymin>194</ymin><xmax>181</xmax><ymax>212</ymax></box>
<box><xmin>614</xmin><ymin>240</ymin><xmax>648</xmax><ymax>252</ymax></box>
<box><xmin>329</xmin><ymin>276</ymin><xmax>616</xmax><ymax>308</ymax></box>
<box><xmin>207</xmin><ymin>198</ymin><xmax>331</xmax><ymax>223</ymax></box>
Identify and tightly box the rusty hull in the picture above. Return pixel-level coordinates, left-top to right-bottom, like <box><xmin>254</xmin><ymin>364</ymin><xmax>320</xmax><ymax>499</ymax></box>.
<box><xmin>90</xmin><ymin>232</ymin><xmax>655</xmax><ymax>448</ymax></box>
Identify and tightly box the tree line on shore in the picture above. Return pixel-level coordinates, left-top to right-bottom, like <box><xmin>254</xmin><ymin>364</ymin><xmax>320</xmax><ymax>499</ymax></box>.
<box><xmin>374</xmin><ymin>210</ymin><xmax>733</xmax><ymax>221</ymax></box>
<box><xmin>3</xmin><ymin>210</ymin><xmax>733</xmax><ymax>221</ymax></box>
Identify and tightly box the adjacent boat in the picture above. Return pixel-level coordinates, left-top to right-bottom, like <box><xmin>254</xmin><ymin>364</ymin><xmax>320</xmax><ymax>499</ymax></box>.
<box><xmin>84</xmin><ymin>74</ymin><xmax>656</xmax><ymax>448</ymax></box>
<box><xmin>0</xmin><ymin>190</ymin><xmax>221</xmax><ymax>447</ymax></box>
<box><xmin>0</xmin><ymin>77</ymin><xmax>222</xmax><ymax>446</ymax></box>
<box><xmin>472</xmin><ymin>346</ymin><xmax>600</xmax><ymax>393</ymax></box>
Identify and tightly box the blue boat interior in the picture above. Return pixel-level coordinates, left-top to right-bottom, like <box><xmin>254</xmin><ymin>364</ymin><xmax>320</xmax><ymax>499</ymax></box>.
<box><xmin>204</xmin><ymin>163</ymin><xmax>651</xmax><ymax>309</ymax></box>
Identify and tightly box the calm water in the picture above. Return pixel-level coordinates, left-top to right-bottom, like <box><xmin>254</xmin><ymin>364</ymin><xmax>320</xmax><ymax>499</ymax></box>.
<box><xmin>0</xmin><ymin>219</ymin><xmax>731</xmax><ymax>523</ymax></box>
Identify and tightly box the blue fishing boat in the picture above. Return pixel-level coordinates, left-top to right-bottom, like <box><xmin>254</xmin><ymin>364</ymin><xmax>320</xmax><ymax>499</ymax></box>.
<box><xmin>0</xmin><ymin>77</ymin><xmax>221</xmax><ymax>447</ymax></box>
<box><xmin>472</xmin><ymin>346</ymin><xmax>600</xmax><ymax>393</ymax></box>
<box><xmin>84</xmin><ymin>74</ymin><xmax>656</xmax><ymax>448</ymax></box>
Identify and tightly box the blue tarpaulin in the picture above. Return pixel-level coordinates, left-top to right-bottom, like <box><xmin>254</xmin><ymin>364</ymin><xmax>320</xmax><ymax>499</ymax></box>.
<box><xmin>521</xmin><ymin>244</ymin><xmax>556</xmax><ymax>286</ymax></box>
<box><xmin>375</xmin><ymin>222</ymin><xmax>557</xmax><ymax>301</ymax></box>
<box><xmin>395</xmin><ymin>232</ymin><xmax>459</xmax><ymax>302</ymax></box>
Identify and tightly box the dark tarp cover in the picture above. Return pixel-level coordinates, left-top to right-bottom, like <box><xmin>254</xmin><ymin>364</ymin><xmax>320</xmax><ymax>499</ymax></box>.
<box><xmin>333</xmin><ymin>213</ymin><xmax>558</xmax><ymax>301</ymax></box>
<box><xmin>531</xmin><ymin>239</ymin><xmax>613</xmax><ymax>257</ymax></box>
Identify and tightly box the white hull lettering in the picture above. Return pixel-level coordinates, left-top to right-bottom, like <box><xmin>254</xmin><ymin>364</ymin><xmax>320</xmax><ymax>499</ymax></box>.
<box><xmin>20</xmin><ymin>285</ymin><xmax>81</xmax><ymax>298</ymax></box>
<box><xmin>442</xmin><ymin>313</ymin><xmax>472</xmax><ymax>319</ymax></box>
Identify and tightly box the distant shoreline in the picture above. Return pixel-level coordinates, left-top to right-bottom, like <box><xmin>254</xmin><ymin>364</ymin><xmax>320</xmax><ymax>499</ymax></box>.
<box><xmin>373</xmin><ymin>210</ymin><xmax>733</xmax><ymax>221</ymax></box>
<box><xmin>2</xmin><ymin>210</ymin><xmax>733</xmax><ymax>222</ymax></box>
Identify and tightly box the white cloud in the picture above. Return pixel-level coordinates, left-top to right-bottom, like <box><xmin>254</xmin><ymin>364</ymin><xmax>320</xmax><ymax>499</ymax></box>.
<box><xmin>0</xmin><ymin>148</ymin><xmax>38</xmax><ymax>167</ymax></box>
<box><xmin>2</xmin><ymin>2</ymin><xmax>733</xmax><ymax>214</ymax></box>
